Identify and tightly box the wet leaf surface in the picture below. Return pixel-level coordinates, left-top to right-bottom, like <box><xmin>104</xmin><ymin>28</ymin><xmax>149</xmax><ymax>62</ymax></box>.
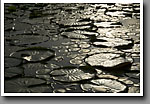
<box><xmin>22</xmin><ymin>63</ymin><xmax>51</xmax><ymax>77</ymax></box>
<box><xmin>81</xmin><ymin>79</ymin><xmax>127</xmax><ymax>93</ymax></box>
<box><xmin>85</xmin><ymin>53</ymin><xmax>132</xmax><ymax>68</ymax></box>
<box><xmin>50</xmin><ymin>66</ymin><xmax>96</xmax><ymax>82</ymax></box>
<box><xmin>93</xmin><ymin>37</ymin><xmax>133</xmax><ymax>49</ymax></box>
<box><xmin>61</xmin><ymin>31</ymin><xmax>89</xmax><ymax>39</ymax></box>
<box><xmin>10</xmin><ymin>47</ymin><xmax>55</xmax><ymax>62</ymax></box>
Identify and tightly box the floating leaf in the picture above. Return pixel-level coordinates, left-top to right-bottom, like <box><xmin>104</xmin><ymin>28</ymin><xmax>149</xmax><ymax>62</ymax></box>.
<box><xmin>97</xmin><ymin>74</ymin><xmax>118</xmax><ymax>80</ymax></box>
<box><xmin>10</xmin><ymin>47</ymin><xmax>55</xmax><ymax>62</ymax></box>
<box><xmin>5</xmin><ymin>78</ymin><xmax>52</xmax><ymax>93</ymax></box>
<box><xmin>22</xmin><ymin>63</ymin><xmax>51</xmax><ymax>77</ymax></box>
<box><xmin>85</xmin><ymin>53</ymin><xmax>132</xmax><ymax>68</ymax></box>
<box><xmin>94</xmin><ymin>22</ymin><xmax>122</xmax><ymax>28</ymax></box>
<box><xmin>73</xmin><ymin>30</ymin><xmax>99</xmax><ymax>36</ymax></box>
<box><xmin>50</xmin><ymin>66</ymin><xmax>95</xmax><ymax>82</ymax></box>
<box><xmin>93</xmin><ymin>37</ymin><xmax>133</xmax><ymax>49</ymax></box>
<box><xmin>8</xmin><ymin>33</ymin><xmax>50</xmax><ymax>46</ymax></box>
<box><xmin>128</xmin><ymin>86</ymin><xmax>140</xmax><ymax>93</ymax></box>
<box><xmin>87</xmin><ymin>48</ymin><xmax>123</xmax><ymax>55</ymax></box>
<box><xmin>120</xmin><ymin>18</ymin><xmax>140</xmax><ymax>28</ymax></box>
<box><xmin>5</xmin><ymin>67</ymin><xmax>24</xmax><ymax>78</ymax></box>
<box><xmin>5</xmin><ymin>57</ymin><xmax>22</xmax><ymax>68</ymax></box>
<box><xmin>55</xmin><ymin>19</ymin><xmax>92</xmax><ymax>27</ymax></box>
<box><xmin>81</xmin><ymin>79</ymin><xmax>127</xmax><ymax>93</ymax></box>
<box><xmin>61</xmin><ymin>32</ymin><xmax>88</xmax><ymax>39</ymax></box>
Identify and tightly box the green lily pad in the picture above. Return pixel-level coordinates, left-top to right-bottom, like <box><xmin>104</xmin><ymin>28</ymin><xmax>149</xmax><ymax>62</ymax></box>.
<box><xmin>8</xmin><ymin>33</ymin><xmax>50</xmax><ymax>46</ymax></box>
<box><xmin>81</xmin><ymin>79</ymin><xmax>127</xmax><ymax>93</ymax></box>
<box><xmin>50</xmin><ymin>66</ymin><xmax>95</xmax><ymax>82</ymax></box>
<box><xmin>5</xmin><ymin>57</ymin><xmax>22</xmax><ymax>68</ymax></box>
<box><xmin>5</xmin><ymin>78</ymin><xmax>52</xmax><ymax>93</ymax></box>
<box><xmin>10</xmin><ymin>47</ymin><xmax>55</xmax><ymax>62</ymax></box>
<box><xmin>61</xmin><ymin>32</ymin><xmax>88</xmax><ymax>39</ymax></box>
<box><xmin>85</xmin><ymin>53</ymin><xmax>132</xmax><ymax>68</ymax></box>
<box><xmin>5</xmin><ymin>67</ymin><xmax>24</xmax><ymax>78</ymax></box>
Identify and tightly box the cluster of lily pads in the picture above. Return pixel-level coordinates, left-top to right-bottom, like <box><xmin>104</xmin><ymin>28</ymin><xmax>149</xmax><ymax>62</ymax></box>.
<box><xmin>4</xmin><ymin>3</ymin><xmax>140</xmax><ymax>93</ymax></box>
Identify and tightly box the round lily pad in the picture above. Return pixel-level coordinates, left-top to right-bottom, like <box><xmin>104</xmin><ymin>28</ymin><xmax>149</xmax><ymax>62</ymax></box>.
<box><xmin>5</xmin><ymin>78</ymin><xmax>52</xmax><ymax>93</ymax></box>
<box><xmin>5</xmin><ymin>57</ymin><xmax>22</xmax><ymax>68</ymax></box>
<box><xmin>50</xmin><ymin>66</ymin><xmax>95</xmax><ymax>82</ymax></box>
<box><xmin>81</xmin><ymin>79</ymin><xmax>127</xmax><ymax>93</ymax></box>
<box><xmin>8</xmin><ymin>33</ymin><xmax>50</xmax><ymax>46</ymax></box>
<box><xmin>10</xmin><ymin>47</ymin><xmax>55</xmax><ymax>62</ymax></box>
<box><xmin>85</xmin><ymin>53</ymin><xmax>132</xmax><ymax>68</ymax></box>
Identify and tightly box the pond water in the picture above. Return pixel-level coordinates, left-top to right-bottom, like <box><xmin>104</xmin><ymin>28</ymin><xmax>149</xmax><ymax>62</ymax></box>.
<box><xmin>4</xmin><ymin>3</ymin><xmax>140</xmax><ymax>93</ymax></box>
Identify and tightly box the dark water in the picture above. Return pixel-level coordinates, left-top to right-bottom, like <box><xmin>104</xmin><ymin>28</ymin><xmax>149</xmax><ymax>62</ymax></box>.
<box><xmin>4</xmin><ymin>3</ymin><xmax>140</xmax><ymax>93</ymax></box>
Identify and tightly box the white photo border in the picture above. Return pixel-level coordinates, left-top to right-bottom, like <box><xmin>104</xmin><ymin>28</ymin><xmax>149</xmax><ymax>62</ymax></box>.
<box><xmin>1</xmin><ymin>0</ymin><xmax>143</xmax><ymax>96</ymax></box>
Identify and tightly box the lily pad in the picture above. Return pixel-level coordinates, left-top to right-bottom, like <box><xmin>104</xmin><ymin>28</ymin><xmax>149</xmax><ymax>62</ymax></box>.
<box><xmin>5</xmin><ymin>57</ymin><xmax>22</xmax><ymax>68</ymax></box>
<box><xmin>94</xmin><ymin>22</ymin><xmax>122</xmax><ymax>28</ymax></box>
<box><xmin>55</xmin><ymin>19</ymin><xmax>92</xmax><ymax>27</ymax></box>
<box><xmin>61</xmin><ymin>32</ymin><xmax>89</xmax><ymax>39</ymax></box>
<box><xmin>87</xmin><ymin>48</ymin><xmax>123</xmax><ymax>55</ymax></box>
<box><xmin>50</xmin><ymin>66</ymin><xmax>95</xmax><ymax>82</ymax></box>
<box><xmin>128</xmin><ymin>86</ymin><xmax>140</xmax><ymax>93</ymax></box>
<box><xmin>5</xmin><ymin>78</ymin><xmax>52</xmax><ymax>93</ymax></box>
<box><xmin>10</xmin><ymin>47</ymin><xmax>55</xmax><ymax>62</ymax></box>
<box><xmin>73</xmin><ymin>30</ymin><xmax>99</xmax><ymax>36</ymax></box>
<box><xmin>22</xmin><ymin>63</ymin><xmax>51</xmax><ymax>77</ymax></box>
<box><xmin>5</xmin><ymin>67</ymin><xmax>24</xmax><ymax>78</ymax></box>
<box><xmin>93</xmin><ymin>37</ymin><xmax>133</xmax><ymax>49</ymax></box>
<box><xmin>85</xmin><ymin>53</ymin><xmax>132</xmax><ymax>68</ymax></box>
<box><xmin>8</xmin><ymin>33</ymin><xmax>50</xmax><ymax>46</ymax></box>
<box><xmin>81</xmin><ymin>79</ymin><xmax>127</xmax><ymax>93</ymax></box>
<box><xmin>64</xmin><ymin>26</ymin><xmax>91</xmax><ymax>31</ymax></box>
<box><xmin>120</xmin><ymin>18</ymin><xmax>140</xmax><ymax>28</ymax></box>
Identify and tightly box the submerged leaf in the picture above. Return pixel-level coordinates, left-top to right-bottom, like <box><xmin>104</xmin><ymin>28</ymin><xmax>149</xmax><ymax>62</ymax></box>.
<box><xmin>8</xmin><ymin>33</ymin><xmax>50</xmax><ymax>46</ymax></box>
